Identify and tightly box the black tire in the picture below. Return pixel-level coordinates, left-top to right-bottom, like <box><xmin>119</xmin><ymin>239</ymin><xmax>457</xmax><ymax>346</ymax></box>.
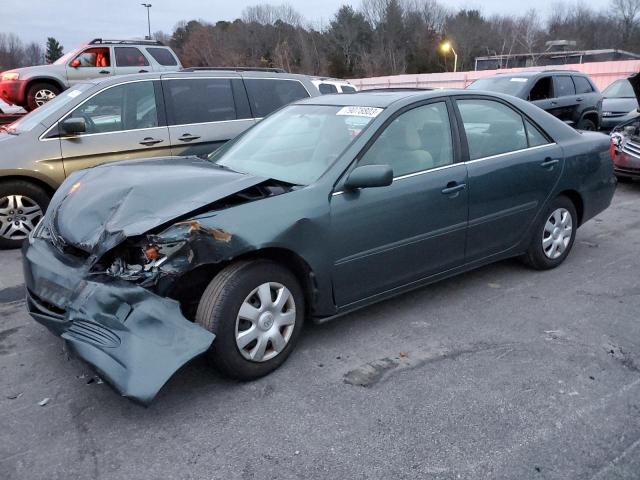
<box><xmin>195</xmin><ymin>260</ymin><xmax>305</xmax><ymax>380</ymax></box>
<box><xmin>25</xmin><ymin>82</ymin><xmax>60</xmax><ymax>111</ymax></box>
<box><xmin>0</xmin><ymin>180</ymin><xmax>50</xmax><ymax>250</ymax></box>
<box><xmin>616</xmin><ymin>174</ymin><xmax>633</xmax><ymax>183</ymax></box>
<box><xmin>523</xmin><ymin>195</ymin><xmax>578</xmax><ymax>270</ymax></box>
<box><xmin>576</xmin><ymin>117</ymin><xmax>597</xmax><ymax>131</ymax></box>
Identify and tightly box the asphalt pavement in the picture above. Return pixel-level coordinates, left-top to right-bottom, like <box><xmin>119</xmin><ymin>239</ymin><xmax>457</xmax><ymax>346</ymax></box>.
<box><xmin>1</xmin><ymin>182</ymin><xmax>639</xmax><ymax>480</ymax></box>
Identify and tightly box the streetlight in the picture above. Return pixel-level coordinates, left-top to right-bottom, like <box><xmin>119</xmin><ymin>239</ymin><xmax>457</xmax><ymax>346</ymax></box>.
<box><xmin>141</xmin><ymin>3</ymin><xmax>152</xmax><ymax>40</ymax></box>
<box><xmin>440</xmin><ymin>41</ymin><xmax>458</xmax><ymax>73</ymax></box>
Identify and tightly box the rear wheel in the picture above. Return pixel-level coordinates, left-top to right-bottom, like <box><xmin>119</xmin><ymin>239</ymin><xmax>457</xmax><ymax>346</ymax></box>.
<box><xmin>26</xmin><ymin>82</ymin><xmax>60</xmax><ymax>111</ymax></box>
<box><xmin>576</xmin><ymin>117</ymin><xmax>597</xmax><ymax>131</ymax></box>
<box><xmin>195</xmin><ymin>260</ymin><xmax>305</xmax><ymax>380</ymax></box>
<box><xmin>523</xmin><ymin>195</ymin><xmax>577</xmax><ymax>270</ymax></box>
<box><xmin>0</xmin><ymin>181</ymin><xmax>49</xmax><ymax>249</ymax></box>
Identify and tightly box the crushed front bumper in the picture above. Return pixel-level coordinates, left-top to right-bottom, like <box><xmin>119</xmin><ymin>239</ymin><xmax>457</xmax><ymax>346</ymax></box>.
<box><xmin>22</xmin><ymin>238</ymin><xmax>215</xmax><ymax>405</ymax></box>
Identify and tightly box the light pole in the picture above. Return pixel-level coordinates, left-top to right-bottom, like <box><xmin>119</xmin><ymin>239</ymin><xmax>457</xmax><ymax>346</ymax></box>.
<box><xmin>440</xmin><ymin>41</ymin><xmax>458</xmax><ymax>73</ymax></box>
<box><xmin>141</xmin><ymin>3</ymin><xmax>152</xmax><ymax>40</ymax></box>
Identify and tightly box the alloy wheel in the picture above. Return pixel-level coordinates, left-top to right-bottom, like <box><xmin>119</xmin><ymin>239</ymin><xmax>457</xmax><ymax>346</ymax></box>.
<box><xmin>0</xmin><ymin>195</ymin><xmax>43</xmax><ymax>241</ymax></box>
<box><xmin>542</xmin><ymin>207</ymin><xmax>573</xmax><ymax>259</ymax></box>
<box><xmin>235</xmin><ymin>282</ymin><xmax>296</xmax><ymax>362</ymax></box>
<box><xmin>34</xmin><ymin>89</ymin><xmax>57</xmax><ymax>107</ymax></box>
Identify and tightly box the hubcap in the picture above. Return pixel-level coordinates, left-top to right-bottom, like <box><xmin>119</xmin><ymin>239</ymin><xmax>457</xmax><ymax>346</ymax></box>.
<box><xmin>542</xmin><ymin>207</ymin><xmax>573</xmax><ymax>259</ymax></box>
<box><xmin>0</xmin><ymin>195</ymin><xmax>43</xmax><ymax>241</ymax></box>
<box><xmin>235</xmin><ymin>282</ymin><xmax>296</xmax><ymax>362</ymax></box>
<box><xmin>34</xmin><ymin>89</ymin><xmax>57</xmax><ymax>107</ymax></box>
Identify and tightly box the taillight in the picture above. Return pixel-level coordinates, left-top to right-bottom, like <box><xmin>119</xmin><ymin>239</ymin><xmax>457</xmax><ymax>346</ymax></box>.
<box><xmin>610</xmin><ymin>141</ymin><xmax>617</xmax><ymax>161</ymax></box>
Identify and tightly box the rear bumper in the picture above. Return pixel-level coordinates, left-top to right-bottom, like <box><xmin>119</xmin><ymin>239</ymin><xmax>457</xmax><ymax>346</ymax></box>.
<box><xmin>22</xmin><ymin>238</ymin><xmax>215</xmax><ymax>405</ymax></box>
<box><xmin>0</xmin><ymin>80</ymin><xmax>27</xmax><ymax>106</ymax></box>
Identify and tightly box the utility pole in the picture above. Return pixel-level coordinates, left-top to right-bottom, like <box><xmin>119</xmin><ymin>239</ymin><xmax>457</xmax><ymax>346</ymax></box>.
<box><xmin>141</xmin><ymin>3</ymin><xmax>152</xmax><ymax>40</ymax></box>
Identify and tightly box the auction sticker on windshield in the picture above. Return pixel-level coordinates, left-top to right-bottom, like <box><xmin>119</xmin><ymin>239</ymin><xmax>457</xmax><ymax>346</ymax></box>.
<box><xmin>337</xmin><ymin>106</ymin><xmax>384</xmax><ymax>118</ymax></box>
<box><xmin>509</xmin><ymin>78</ymin><xmax>528</xmax><ymax>82</ymax></box>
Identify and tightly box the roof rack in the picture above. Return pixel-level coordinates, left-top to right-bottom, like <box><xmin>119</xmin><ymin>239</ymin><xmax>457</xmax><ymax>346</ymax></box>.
<box><xmin>88</xmin><ymin>38</ymin><xmax>164</xmax><ymax>46</ymax></box>
<box><xmin>496</xmin><ymin>69</ymin><xmax>580</xmax><ymax>75</ymax></box>
<box><xmin>357</xmin><ymin>87</ymin><xmax>434</xmax><ymax>93</ymax></box>
<box><xmin>180</xmin><ymin>67</ymin><xmax>288</xmax><ymax>73</ymax></box>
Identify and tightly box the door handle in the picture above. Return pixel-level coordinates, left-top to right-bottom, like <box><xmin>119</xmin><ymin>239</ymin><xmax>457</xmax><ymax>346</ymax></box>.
<box><xmin>441</xmin><ymin>182</ymin><xmax>466</xmax><ymax>196</ymax></box>
<box><xmin>550</xmin><ymin>101</ymin><xmax>558</xmax><ymax>105</ymax></box>
<box><xmin>540</xmin><ymin>158</ymin><xmax>559</xmax><ymax>169</ymax></box>
<box><xmin>138</xmin><ymin>69</ymin><xmax>148</xmax><ymax>73</ymax></box>
<box><xmin>178</xmin><ymin>133</ymin><xmax>201</xmax><ymax>142</ymax></box>
<box><xmin>576</xmin><ymin>97</ymin><xmax>584</xmax><ymax>102</ymax></box>
<box><xmin>99</xmin><ymin>70</ymin><xmax>110</xmax><ymax>74</ymax></box>
<box><xmin>139</xmin><ymin>137</ymin><xmax>164</xmax><ymax>146</ymax></box>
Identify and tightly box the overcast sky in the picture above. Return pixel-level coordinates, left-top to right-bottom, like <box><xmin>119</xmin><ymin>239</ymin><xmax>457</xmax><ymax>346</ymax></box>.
<box><xmin>4</xmin><ymin>0</ymin><xmax>606</xmax><ymax>52</ymax></box>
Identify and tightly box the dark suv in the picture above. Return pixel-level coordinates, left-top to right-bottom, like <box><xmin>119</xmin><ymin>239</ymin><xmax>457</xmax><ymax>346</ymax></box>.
<box><xmin>467</xmin><ymin>71</ymin><xmax>602</xmax><ymax>130</ymax></box>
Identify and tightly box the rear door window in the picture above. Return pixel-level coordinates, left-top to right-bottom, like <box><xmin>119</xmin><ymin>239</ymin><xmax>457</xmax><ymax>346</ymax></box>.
<box><xmin>341</xmin><ymin>85</ymin><xmax>357</xmax><ymax>93</ymax></box>
<box><xmin>165</xmin><ymin>78</ymin><xmax>237</xmax><ymax>125</ymax></box>
<box><xmin>146</xmin><ymin>47</ymin><xmax>178</xmax><ymax>66</ymax></box>
<box><xmin>318</xmin><ymin>83</ymin><xmax>338</xmax><ymax>94</ymax></box>
<box><xmin>244</xmin><ymin>79</ymin><xmax>310</xmax><ymax>117</ymax></box>
<box><xmin>114</xmin><ymin>47</ymin><xmax>149</xmax><ymax>67</ymax></box>
<box><xmin>457</xmin><ymin>99</ymin><xmax>528</xmax><ymax>160</ymax></box>
<box><xmin>554</xmin><ymin>76</ymin><xmax>576</xmax><ymax>97</ymax></box>
<box><xmin>573</xmin><ymin>76</ymin><xmax>594</xmax><ymax>94</ymax></box>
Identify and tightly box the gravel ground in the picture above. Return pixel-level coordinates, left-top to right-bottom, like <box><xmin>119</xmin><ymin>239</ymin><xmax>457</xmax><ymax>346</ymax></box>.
<box><xmin>1</xmin><ymin>182</ymin><xmax>639</xmax><ymax>480</ymax></box>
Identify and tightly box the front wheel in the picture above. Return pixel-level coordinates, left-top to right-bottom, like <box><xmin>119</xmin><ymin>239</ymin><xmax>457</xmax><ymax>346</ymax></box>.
<box><xmin>26</xmin><ymin>82</ymin><xmax>60</xmax><ymax>111</ymax></box>
<box><xmin>576</xmin><ymin>117</ymin><xmax>597</xmax><ymax>131</ymax></box>
<box><xmin>196</xmin><ymin>260</ymin><xmax>305</xmax><ymax>380</ymax></box>
<box><xmin>523</xmin><ymin>196</ymin><xmax>577</xmax><ymax>270</ymax></box>
<box><xmin>0</xmin><ymin>181</ymin><xmax>49</xmax><ymax>249</ymax></box>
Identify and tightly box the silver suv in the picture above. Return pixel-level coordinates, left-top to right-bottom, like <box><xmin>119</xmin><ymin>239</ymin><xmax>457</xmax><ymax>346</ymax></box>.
<box><xmin>0</xmin><ymin>69</ymin><xmax>320</xmax><ymax>248</ymax></box>
<box><xmin>0</xmin><ymin>39</ymin><xmax>181</xmax><ymax>111</ymax></box>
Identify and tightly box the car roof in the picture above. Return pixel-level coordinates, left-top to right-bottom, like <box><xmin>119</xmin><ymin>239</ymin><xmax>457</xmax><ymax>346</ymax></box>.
<box><xmin>492</xmin><ymin>70</ymin><xmax>585</xmax><ymax>78</ymax></box>
<box><xmin>296</xmin><ymin>89</ymin><xmax>447</xmax><ymax>108</ymax></box>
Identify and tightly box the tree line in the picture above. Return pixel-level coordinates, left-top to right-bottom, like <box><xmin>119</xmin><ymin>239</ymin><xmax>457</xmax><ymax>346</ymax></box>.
<box><xmin>3</xmin><ymin>0</ymin><xmax>640</xmax><ymax>77</ymax></box>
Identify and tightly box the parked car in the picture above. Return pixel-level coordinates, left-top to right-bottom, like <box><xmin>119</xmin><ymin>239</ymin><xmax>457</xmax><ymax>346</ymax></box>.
<box><xmin>23</xmin><ymin>89</ymin><xmax>616</xmax><ymax>404</ymax></box>
<box><xmin>311</xmin><ymin>77</ymin><xmax>358</xmax><ymax>94</ymax></box>
<box><xmin>601</xmin><ymin>75</ymin><xmax>640</xmax><ymax>130</ymax></box>
<box><xmin>467</xmin><ymin>70</ymin><xmax>602</xmax><ymax>130</ymax></box>
<box><xmin>0</xmin><ymin>69</ymin><xmax>321</xmax><ymax>248</ymax></box>
<box><xmin>609</xmin><ymin>73</ymin><xmax>640</xmax><ymax>181</ymax></box>
<box><xmin>0</xmin><ymin>39</ymin><xmax>181</xmax><ymax>111</ymax></box>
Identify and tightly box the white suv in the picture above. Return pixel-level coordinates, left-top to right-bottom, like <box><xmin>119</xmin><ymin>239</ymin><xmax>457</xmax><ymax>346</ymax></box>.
<box><xmin>311</xmin><ymin>78</ymin><xmax>358</xmax><ymax>94</ymax></box>
<box><xmin>0</xmin><ymin>38</ymin><xmax>181</xmax><ymax>111</ymax></box>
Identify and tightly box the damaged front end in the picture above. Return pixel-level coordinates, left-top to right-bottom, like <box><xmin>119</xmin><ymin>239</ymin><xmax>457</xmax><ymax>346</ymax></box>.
<box><xmin>22</xmin><ymin>156</ymin><xmax>293</xmax><ymax>404</ymax></box>
<box><xmin>611</xmin><ymin>116</ymin><xmax>640</xmax><ymax>179</ymax></box>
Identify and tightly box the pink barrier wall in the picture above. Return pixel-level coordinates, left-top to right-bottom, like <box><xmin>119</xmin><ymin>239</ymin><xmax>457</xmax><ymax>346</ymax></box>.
<box><xmin>351</xmin><ymin>60</ymin><xmax>640</xmax><ymax>91</ymax></box>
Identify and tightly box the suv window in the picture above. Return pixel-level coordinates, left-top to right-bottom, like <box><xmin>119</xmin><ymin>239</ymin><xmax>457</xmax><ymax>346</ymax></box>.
<box><xmin>554</xmin><ymin>76</ymin><xmax>576</xmax><ymax>97</ymax></box>
<box><xmin>319</xmin><ymin>83</ymin><xmax>338</xmax><ymax>94</ymax></box>
<box><xmin>529</xmin><ymin>77</ymin><xmax>553</xmax><ymax>101</ymax></box>
<box><xmin>146</xmin><ymin>47</ymin><xmax>178</xmax><ymax>66</ymax></box>
<box><xmin>115</xmin><ymin>47</ymin><xmax>149</xmax><ymax>67</ymax></box>
<box><xmin>165</xmin><ymin>78</ymin><xmax>236</xmax><ymax>125</ymax></box>
<box><xmin>573</xmin><ymin>76</ymin><xmax>594</xmax><ymax>94</ymax></box>
<box><xmin>457</xmin><ymin>99</ymin><xmax>528</xmax><ymax>160</ymax></box>
<box><xmin>341</xmin><ymin>85</ymin><xmax>357</xmax><ymax>93</ymax></box>
<box><xmin>360</xmin><ymin>102</ymin><xmax>453</xmax><ymax>177</ymax></box>
<box><xmin>71</xmin><ymin>47</ymin><xmax>110</xmax><ymax>68</ymax></box>
<box><xmin>244</xmin><ymin>79</ymin><xmax>310</xmax><ymax>117</ymax></box>
<box><xmin>67</xmin><ymin>81</ymin><xmax>158</xmax><ymax>134</ymax></box>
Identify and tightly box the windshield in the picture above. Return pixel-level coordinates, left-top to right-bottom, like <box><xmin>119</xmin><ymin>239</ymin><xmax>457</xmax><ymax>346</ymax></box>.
<box><xmin>7</xmin><ymin>83</ymin><xmax>94</xmax><ymax>133</ymax></box>
<box><xmin>209</xmin><ymin>104</ymin><xmax>380</xmax><ymax>185</ymax></box>
<box><xmin>603</xmin><ymin>79</ymin><xmax>635</xmax><ymax>98</ymax></box>
<box><xmin>53</xmin><ymin>48</ymin><xmax>81</xmax><ymax>66</ymax></box>
<box><xmin>467</xmin><ymin>76</ymin><xmax>530</xmax><ymax>96</ymax></box>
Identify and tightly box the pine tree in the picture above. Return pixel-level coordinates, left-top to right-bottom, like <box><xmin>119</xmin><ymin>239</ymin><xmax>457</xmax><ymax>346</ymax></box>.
<box><xmin>45</xmin><ymin>37</ymin><xmax>63</xmax><ymax>64</ymax></box>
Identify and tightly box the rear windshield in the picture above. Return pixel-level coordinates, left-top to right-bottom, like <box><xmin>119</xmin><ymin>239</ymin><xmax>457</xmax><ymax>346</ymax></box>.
<box><xmin>603</xmin><ymin>79</ymin><xmax>635</xmax><ymax>98</ymax></box>
<box><xmin>467</xmin><ymin>76</ymin><xmax>530</xmax><ymax>96</ymax></box>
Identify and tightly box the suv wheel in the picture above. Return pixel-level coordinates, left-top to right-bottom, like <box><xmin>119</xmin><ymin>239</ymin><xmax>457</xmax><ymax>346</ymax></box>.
<box><xmin>577</xmin><ymin>117</ymin><xmax>597</xmax><ymax>131</ymax></box>
<box><xmin>0</xmin><ymin>181</ymin><xmax>49</xmax><ymax>249</ymax></box>
<box><xmin>26</xmin><ymin>83</ymin><xmax>60</xmax><ymax>111</ymax></box>
<box><xmin>196</xmin><ymin>260</ymin><xmax>305</xmax><ymax>380</ymax></box>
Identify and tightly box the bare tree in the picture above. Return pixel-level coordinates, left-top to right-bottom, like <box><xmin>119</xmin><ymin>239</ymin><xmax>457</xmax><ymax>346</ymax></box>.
<box><xmin>611</xmin><ymin>0</ymin><xmax>640</xmax><ymax>47</ymax></box>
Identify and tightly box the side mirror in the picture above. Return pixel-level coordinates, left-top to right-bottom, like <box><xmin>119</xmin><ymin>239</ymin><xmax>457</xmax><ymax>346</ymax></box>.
<box><xmin>344</xmin><ymin>164</ymin><xmax>393</xmax><ymax>190</ymax></box>
<box><xmin>60</xmin><ymin>117</ymin><xmax>86</xmax><ymax>135</ymax></box>
<box><xmin>70</xmin><ymin>59</ymin><xmax>81</xmax><ymax>68</ymax></box>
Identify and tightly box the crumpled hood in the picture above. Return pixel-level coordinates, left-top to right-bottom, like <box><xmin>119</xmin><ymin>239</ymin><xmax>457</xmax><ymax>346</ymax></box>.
<box><xmin>47</xmin><ymin>156</ymin><xmax>267</xmax><ymax>256</ymax></box>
